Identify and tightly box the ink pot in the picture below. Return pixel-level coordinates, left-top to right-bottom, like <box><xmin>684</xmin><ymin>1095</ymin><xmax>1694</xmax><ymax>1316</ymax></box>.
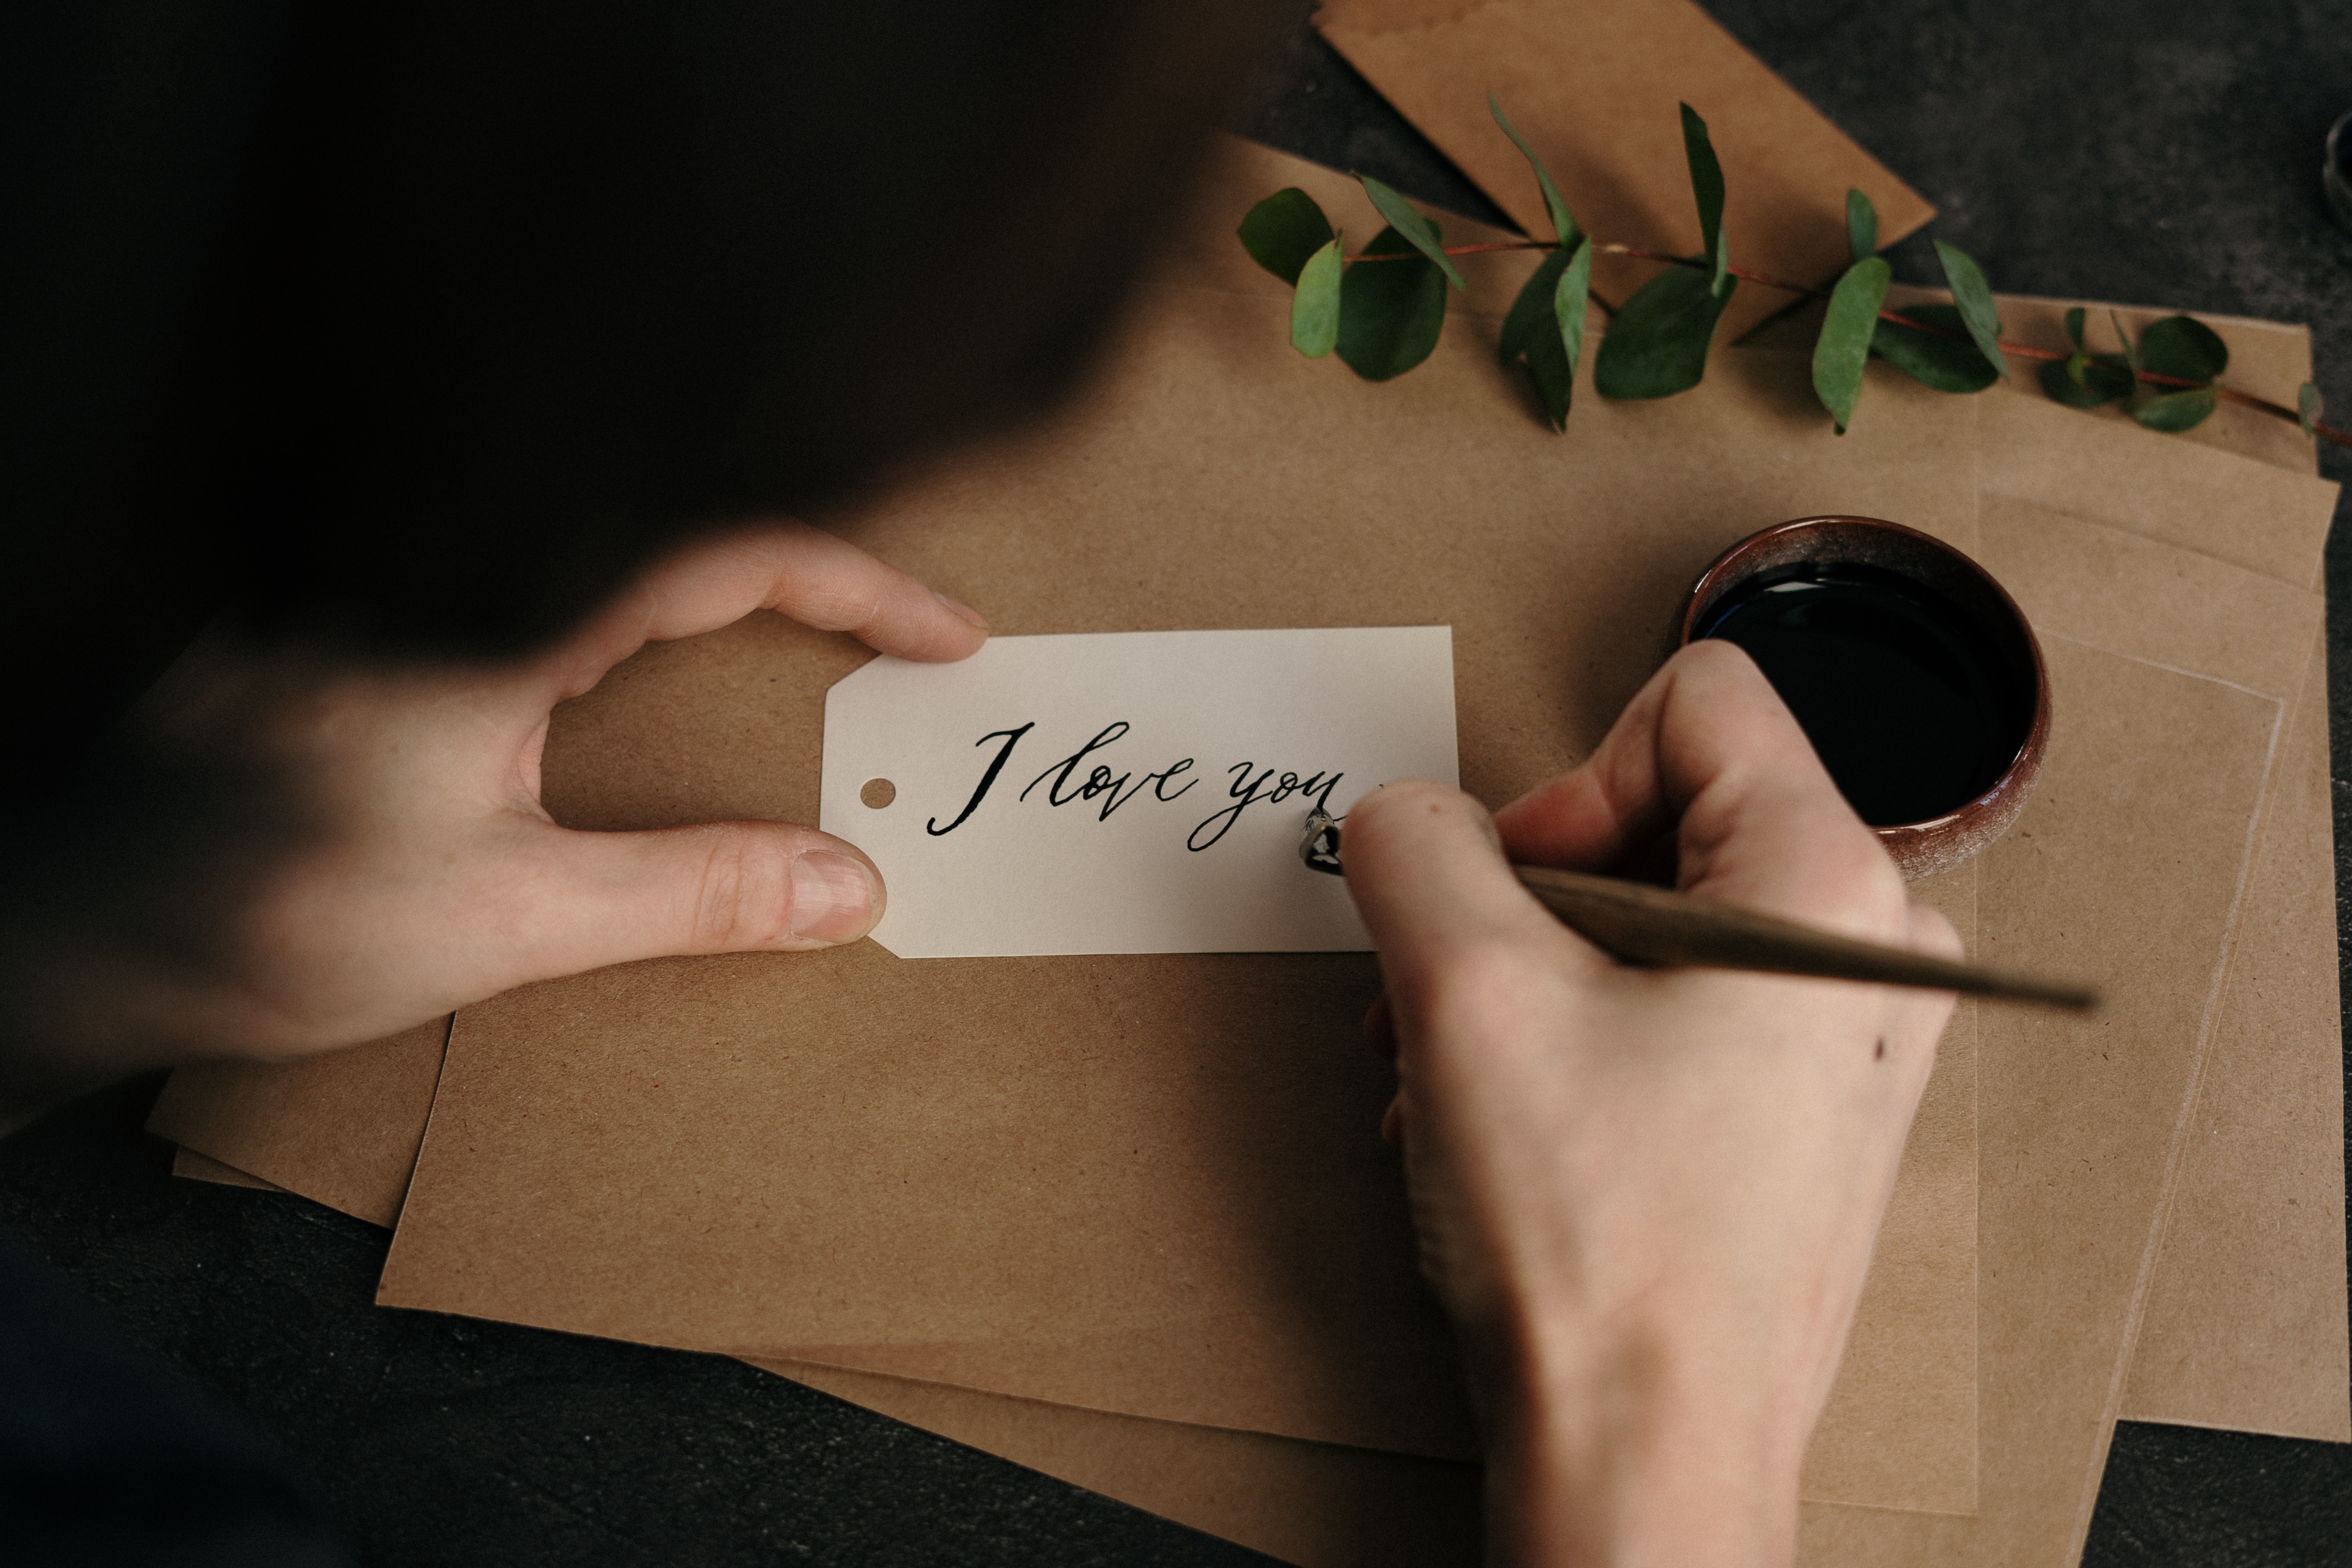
<box><xmin>1679</xmin><ymin>516</ymin><xmax>2050</xmax><ymax>881</ymax></box>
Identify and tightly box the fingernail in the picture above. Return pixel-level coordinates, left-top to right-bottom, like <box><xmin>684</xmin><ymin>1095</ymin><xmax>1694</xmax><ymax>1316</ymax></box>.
<box><xmin>934</xmin><ymin>590</ymin><xmax>989</xmax><ymax>632</ymax></box>
<box><xmin>789</xmin><ymin>851</ymin><xmax>878</xmax><ymax>944</ymax></box>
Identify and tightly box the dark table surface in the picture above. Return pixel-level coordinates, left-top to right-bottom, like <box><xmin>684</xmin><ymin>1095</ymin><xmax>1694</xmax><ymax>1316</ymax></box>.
<box><xmin>5</xmin><ymin>3</ymin><xmax>2350</xmax><ymax>1563</ymax></box>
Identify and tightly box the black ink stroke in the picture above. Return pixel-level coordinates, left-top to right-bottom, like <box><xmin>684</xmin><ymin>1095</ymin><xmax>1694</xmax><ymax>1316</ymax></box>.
<box><xmin>1020</xmin><ymin>722</ymin><xmax>1198</xmax><ymax>822</ymax></box>
<box><xmin>1187</xmin><ymin>764</ymin><xmax>1344</xmax><ymax>851</ymax></box>
<box><xmin>926</xmin><ymin>722</ymin><xmax>1036</xmax><ymax>836</ymax></box>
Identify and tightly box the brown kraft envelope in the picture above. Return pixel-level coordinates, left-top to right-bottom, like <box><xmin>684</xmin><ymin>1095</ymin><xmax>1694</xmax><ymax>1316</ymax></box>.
<box><xmin>1310</xmin><ymin>0</ymin><xmax>1936</xmax><ymax>345</ymax></box>
<box><xmin>151</xmin><ymin>1015</ymin><xmax>450</xmax><ymax>1229</ymax></box>
<box><xmin>370</xmin><ymin>245</ymin><xmax>1987</xmax><ymax>1521</ymax></box>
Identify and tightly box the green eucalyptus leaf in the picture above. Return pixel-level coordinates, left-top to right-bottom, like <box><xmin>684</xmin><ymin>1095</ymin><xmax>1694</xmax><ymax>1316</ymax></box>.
<box><xmin>2301</xmin><ymin>383</ymin><xmax>2325</xmax><ymax>438</ymax></box>
<box><xmin>2085</xmin><ymin>355</ymin><xmax>2136</xmax><ymax>397</ymax></box>
<box><xmin>1290</xmin><ymin>236</ymin><xmax>1343</xmax><ymax>358</ymax></box>
<box><xmin>1524</xmin><ymin>308</ymin><xmax>1574</xmax><ymax>429</ymax></box>
<box><xmin>1489</xmin><ymin>93</ymin><xmax>1581</xmax><ymax>248</ymax></box>
<box><xmin>2130</xmin><ymin>387</ymin><xmax>2218</xmax><ymax>432</ymax></box>
<box><xmin>1931</xmin><ymin>241</ymin><xmax>2007</xmax><ymax>382</ymax></box>
<box><xmin>1499</xmin><ymin>246</ymin><xmax>1576</xmax><ymax>363</ymax></box>
<box><xmin>1593</xmin><ymin>264</ymin><xmax>1733</xmax><ymax>399</ymax></box>
<box><xmin>1846</xmin><ymin>189</ymin><xmax>1877</xmax><ymax>265</ymax></box>
<box><xmin>1813</xmin><ymin>257</ymin><xmax>1890</xmax><ymax>433</ymax></box>
<box><xmin>2063</xmin><ymin>306</ymin><xmax>2086</xmax><ymax>352</ymax></box>
<box><xmin>1337</xmin><ymin>223</ymin><xmax>1449</xmax><ymax>381</ymax></box>
<box><xmin>1679</xmin><ymin>103</ymin><xmax>1729</xmax><ymax>298</ymax></box>
<box><xmin>1238</xmin><ymin>188</ymin><xmax>1336</xmax><ymax>285</ymax></box>
<box><xmin>1355</xmin><ymin>176</ymin><xmax>1466</xmax><ymax>290</ymax></box>
<box><xmin>1870</xmin><ymin>304</ymin><xmax>2000</xmax><ymax>393</ymax></box>
<box><xmin>1554</xmin><ymin>240</ymin><xmax>1594</xmax><ymax>374</ymax></box>
<box><xmin>2136</xmin><ymin>315</ymin><xmax>2229</xmax><ymax>383</ymax></box>
<box><xmin>2110</xmin><ymin>310</ymin><xmax>2143</xmax><ymax>377</ymax></box>
<box><xmin>2038</xmin><ymin>354</ymin><xmax>2133</xmax><ymax>409</ymax></box>
<box><xmin>1522</xmin><ymin>240</ymin><xmax>1597</xmax><ymax>429</ymax></box>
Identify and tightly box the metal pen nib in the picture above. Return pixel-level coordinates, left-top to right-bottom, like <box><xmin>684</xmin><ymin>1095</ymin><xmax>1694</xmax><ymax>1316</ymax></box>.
<box><xmin>1299</xmin><ymin>809</ymin><xmax>1345</xmax><ymax>876</ymax></box>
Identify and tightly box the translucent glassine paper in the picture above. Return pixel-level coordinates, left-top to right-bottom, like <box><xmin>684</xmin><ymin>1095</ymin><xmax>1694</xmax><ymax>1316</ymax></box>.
<box><xmin>818</xmin><ymin>628</ymin><xmax>1458</xmax><ymax>958</ymax></box>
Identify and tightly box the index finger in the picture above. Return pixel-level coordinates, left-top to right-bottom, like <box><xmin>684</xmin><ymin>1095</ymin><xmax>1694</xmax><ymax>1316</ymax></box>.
<box><xmin>553</xmin><ymin>523</ymin><xmax>990</xmax><ymax>698</ymax></box>
<box><xmin>1342</xmin><ymin>779</ymin><xmax>1605</xmax><ymax>1000</ymax></box>
<box><xmin>1494</xmin><ymin>641</ymin><xmax>1907</xmax><ymax>942</ymax></box>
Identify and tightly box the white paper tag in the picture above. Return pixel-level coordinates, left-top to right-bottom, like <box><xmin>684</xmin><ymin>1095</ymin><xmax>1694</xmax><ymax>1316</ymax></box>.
<box><xmin>819</xmin><ymin>628</ymin><xmax>1458</xmax><ymax>957</ymax></box>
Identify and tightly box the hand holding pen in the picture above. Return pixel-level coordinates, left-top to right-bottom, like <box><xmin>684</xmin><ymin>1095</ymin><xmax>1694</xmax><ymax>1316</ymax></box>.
<box><xmin>1328</xmin><ymin>641</ymin><xmax>1969</xmax><ymax>1568</ymax></box>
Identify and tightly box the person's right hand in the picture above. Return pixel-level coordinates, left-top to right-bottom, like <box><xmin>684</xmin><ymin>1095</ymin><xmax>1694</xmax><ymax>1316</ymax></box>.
<box><xmin>1340</xmin><ymin>640</ymin><xmax>1960</xmax><ymax>1568</ymax></box>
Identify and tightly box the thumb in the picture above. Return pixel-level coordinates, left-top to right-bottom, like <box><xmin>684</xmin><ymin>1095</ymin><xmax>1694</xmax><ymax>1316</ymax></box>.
<box><xmin>489</xmin><ymin>817</ymin><xmax>884</xmax><ymax>983</ymax></box>
<box><xmin>1341</xmin><ymin>779</ymin><xmax>1599</xmax><ymax>1004</ymax></box>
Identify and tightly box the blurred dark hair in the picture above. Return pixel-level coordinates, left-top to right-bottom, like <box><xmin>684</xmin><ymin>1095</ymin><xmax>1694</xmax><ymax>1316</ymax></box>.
<box><xmin>0</xmin><ymin>1</ymin><xmax>1280</xmax><ymax>1073</ymax></box>
<box><xmin>4</xmin><ymin>0</ymin><xmax>1279</xmax><ymax>776</ymax></box>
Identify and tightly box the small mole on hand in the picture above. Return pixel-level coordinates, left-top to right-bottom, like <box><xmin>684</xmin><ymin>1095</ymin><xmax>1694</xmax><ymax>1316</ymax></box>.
<box><xmin>1874</xmin><ymin>1038</ymin><xmax>1886</xmax><ymax>1061</ymax></box>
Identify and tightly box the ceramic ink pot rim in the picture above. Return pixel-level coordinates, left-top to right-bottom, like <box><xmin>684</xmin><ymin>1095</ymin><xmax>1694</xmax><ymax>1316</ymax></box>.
<box><xmin>1677</xmin><ymin>515</ymin><xmax>2052</xmax><ymax>882</ymax></box>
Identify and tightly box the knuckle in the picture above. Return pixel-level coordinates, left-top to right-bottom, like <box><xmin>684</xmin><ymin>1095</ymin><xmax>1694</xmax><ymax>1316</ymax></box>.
<box><xmin>1803</xmin><ymin>829</ymin><xmax>1913</xmax><ymax>942</ymax></box>
<box><xmin>1906</xmin><ymin>901</ymin><xmax>1965</xmax><ymax>960</ymax></box>
<box><xmin>689</xmin><ymin>829</ymin><xmax>797</xmax><ymax>950</ymax></box>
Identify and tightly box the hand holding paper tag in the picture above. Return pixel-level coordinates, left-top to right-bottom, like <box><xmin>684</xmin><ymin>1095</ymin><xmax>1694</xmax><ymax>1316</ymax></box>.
<box><xmin>820</xmin><ymin>628</ymin><xmax>1459</xmax><ymax>957</ymax></box>
<box><xmin>4</xmin><ymin>524</ymin><xmax>987</xmax><ymax>1121</ymax></box>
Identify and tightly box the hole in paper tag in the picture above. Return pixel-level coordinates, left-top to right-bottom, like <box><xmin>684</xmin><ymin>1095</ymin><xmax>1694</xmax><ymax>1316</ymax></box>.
<box><xmin>819</xmin><ymin>628</ymin><xmax>1458</xmax><ymax>958</ymax></box>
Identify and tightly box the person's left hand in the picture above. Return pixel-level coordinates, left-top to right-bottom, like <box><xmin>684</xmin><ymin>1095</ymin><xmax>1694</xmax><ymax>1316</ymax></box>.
<box><xmin>34</xmin><ymin>523</ymin><xmax>986</xmax><ymax>1085</ymax></box>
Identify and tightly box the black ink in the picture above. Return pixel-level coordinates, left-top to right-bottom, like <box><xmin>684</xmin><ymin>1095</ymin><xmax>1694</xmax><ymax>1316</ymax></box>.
<box><xmin>1188</xmin><ymin>762</ymin><xmax>1344</xmax><ymax>851</ymax></box>
<box><xmin>1151</xmin><ymin>757</ymin><xmax>1198</xmax><ymax>802</ymax></box>
<box><xmin>1022</xmin><ymin>722</ymin><xmax>1132</xmax><ymax>807</ymax></box>
<box><xmin>926</xmin><ymin>722</ymin><xmax>1035</xmax><ymax>836</ymax></box>
<box><xmin>1694</xmin><ymin>562</ymin><xmax>2033</xmax><ymax>825</ymax></box>
<box><xmin>1021</xmin><ymin>722</ymin><xmax>1196</xmax><ymax>822</ymax></box>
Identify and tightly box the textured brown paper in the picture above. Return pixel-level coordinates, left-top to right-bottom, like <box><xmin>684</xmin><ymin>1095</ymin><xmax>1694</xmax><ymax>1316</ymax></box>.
<box><xmin>1312</xmin><ymin>0</ymin><xmax>1936</xmax><ymax>345</ymax></box>
<box><xmin>167</xmin><ymin>1124</ymin><xmax>1492</xmax><ymax>1567</ymax></box>
<box><xmin>762</xmin><ymin>1356</ymin><xmax>1486</xmax><ymax>1568</ymax></box>
<box><xmin>375</xmin><ymin>251</ymin><xmax>1985</xmax><ymax>1511</ymax></box>
<box><xmin>172</xmin><ymin>1144</ymin><xmax>283</xmax><ymax>1193</ymax></box>
<box><xmin>149</xmin><ymin>1015</ymin><xmax>450</xmax><ymax>1229</ymax></box>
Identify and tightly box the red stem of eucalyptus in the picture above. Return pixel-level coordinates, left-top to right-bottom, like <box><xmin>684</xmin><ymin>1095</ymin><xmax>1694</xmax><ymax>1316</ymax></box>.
<box><xmin>1347</xmin><ymin>241</ymin><xmax>2350</xmax><ymax>449</ymax></box>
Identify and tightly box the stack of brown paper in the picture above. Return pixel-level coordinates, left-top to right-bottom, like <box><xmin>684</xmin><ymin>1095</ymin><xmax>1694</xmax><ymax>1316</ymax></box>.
<box><xmin>147</xmin><ymin>10</ymin><xmax>2347</xmax><ymax>1561</ymax></box>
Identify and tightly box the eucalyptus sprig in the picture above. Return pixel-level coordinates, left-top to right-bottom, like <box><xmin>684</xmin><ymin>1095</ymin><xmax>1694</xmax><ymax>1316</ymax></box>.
<box><xmin>1239</xmin><ymin>99</ymin><xmax>2347</xmax><ymax>449</ymax></box>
